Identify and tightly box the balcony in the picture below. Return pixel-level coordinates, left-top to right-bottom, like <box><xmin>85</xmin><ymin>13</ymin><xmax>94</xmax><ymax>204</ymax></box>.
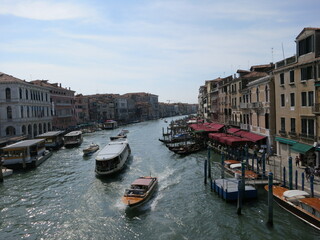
<box><xmin>299</xmin><ymin>133</ymin><xmax>316</xmax><ymax>141</ymax></box>
<box><xmin>279</xmin><ymin>130</ymin><xmax>287</xmax><ymax>136</ymax></box>
<box><xmin>240</xmin><ymin>123</ymin><xmax>250</xmax><ymax>131</ymax></box>
<box><xmin>228</xmin><ymin>120</ymin><xmax>240</xmax><ymax>127</ymax></box>
<box><xmin>250</xmin><ymin>102</ymin><xmax>263</xmax><ymax>109</ymax></box>
<box><xmin>288</xmin><ymin>131</ymin><xmax>298</xmax><ymax>138</ymax></box>
<box><xmin>240</xmin><ymin>103</ymin><xmax>249</xmax><ymax>109</ymax></box>
<box><xmin>312</xmin><ymin>103</ymin><xmax>320</xmax><ymax>114</ymax></box>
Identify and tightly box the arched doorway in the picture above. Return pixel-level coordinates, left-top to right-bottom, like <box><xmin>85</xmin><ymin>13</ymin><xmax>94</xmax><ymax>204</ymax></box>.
<box><xmin>6</xmin><ymin>126</ymin><xmax>16</xmax><ymax>136</ymax></box>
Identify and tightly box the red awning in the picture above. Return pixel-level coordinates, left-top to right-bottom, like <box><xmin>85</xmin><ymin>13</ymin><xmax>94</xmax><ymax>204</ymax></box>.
<box><xmin>189</xmin><ymin>123</ymin><xmax>224</xmax><ymax>132</ymax></box>
<box><xmin>224</xmin><ymin>137</ymin><xmax>251</xmax><ymax>146</ymax></box>
<box><xmin>227</xmin><ymin>128</ymin><xmax>241</xmax><ymax>134</ymax></box>
<box><xmin>242</xmin><ymin>132</ymin><xmax>266</xmax><ymax>143</ymax></box>
<box><xmin>208</xmin><ymin>133</ymin><xmax>228</xmax><ymax>140</ymax></box>
<box><xmin>233</xmin><ymin>130</ymin><xmax>248</xmax><ymax>137</ymax></box>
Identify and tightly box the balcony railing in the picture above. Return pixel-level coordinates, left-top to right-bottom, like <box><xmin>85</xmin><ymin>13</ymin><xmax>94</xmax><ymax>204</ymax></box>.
<box><xmin>279</xmin><ymin>130</ymin><xmax>287</xmax><ymax>136</ymax></box>
<box><xmin>250</xmin><ymin>102</ymin><xmax>263</xmax><ymax>109</ymax></box>
<box><xmin>299</xmin><ymin>133</ymin><xmax>316</xmax><ymax>141</ymax></box>
<box><xmin>240</xmin><ymin>103</ymin><xmax>248</xmax><ymax>109</ymax></box>
<box><xmin>240</xmin><ymin>123</ymin><xmax>250</xmax><ymax>131</ymax></box>
<box><xmin>312</xmin><ymin>103</ymin><xmax>320</xmax><ymax>114</ymax></box>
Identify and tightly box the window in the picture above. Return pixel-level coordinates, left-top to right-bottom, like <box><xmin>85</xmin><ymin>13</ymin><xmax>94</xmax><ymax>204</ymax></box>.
<box><xmin>281</xmin><ymin>117</ymin><xmax>285</xmax><ymax>131</ymax></box>
<box><xmin>290</xmin><ymin>118</ymin><xmax>296</xmax><ymax>133</ymax></box>
<box><xmin>290</xmin><ymin>93</ymin><xmax>295</xmax><ymax>107</ymax></box>
<box><xmin>301</xmin><ymin>66</ymin><xmax>313</xmax><ymax>81</ymax></box>
<box><xmin>7</xmin><ymin>106</ymin><xmax>12</xmax><ymax>119</ymax></box>
<box><xmin>281</xmin><ymin>94</ymin><xmax>285</xmax><ymax>107</ymax></box>
<box><xmin>19</xmin><ymin>88</ymin><xmax>22</xmax><ymax>99</ymax></box>
<box><xmin>5</xmin><ymin>88</ymin><xmax>11</xmax><ymax>100</ymax></box>
<box><xmin>280</xmin><ymin>73</ymin><xmax>284</xmax><ymax>85</ymax></box>
<box><xmin>298</xmin><ymin>35</ymin><xmax>314</xmax><ymax>56</ymax></box>
<box><xmin>289</xmin><ymin>70</ymin><xmax>294</xmax><ymax>83</ymax></box>
<box><xmin>265</xmin><ymin>113</ymin><xmax>269</xmax><ymax>129</ymax></box>
<box><xmin>301</xmin><ymin>92</ymin><xmax>307</xmax><ymax>106</ymax></box>
<box><xmin>26</xmin><ymin>90</ymin><xmax>29</xmax><ymax>100</ymax></box>
<box><xmin>301</xmin><ymin>118</ymin><xmax>315</xmax><ymax>137</ymax></box>
<box><xmin>265</xmin><ymin>86</ymin><xmax>269</xmax><ymax>102</ymax></box>
<box><xmin>21</xmin><ymin>106</ymin><xmax>24</xmax><ymax>118</ymax></box>
<box><xmin>308</xmin><ymin>91</ymin><xmax>314</xmax><ymax>106</ymax></box>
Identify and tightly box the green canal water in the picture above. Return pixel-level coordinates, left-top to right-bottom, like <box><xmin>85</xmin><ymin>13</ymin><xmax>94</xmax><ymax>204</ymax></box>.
<box><xmin>0</xmin><ymin>117</ymin><xmax>318</xmax><ymax>239</ymax></box>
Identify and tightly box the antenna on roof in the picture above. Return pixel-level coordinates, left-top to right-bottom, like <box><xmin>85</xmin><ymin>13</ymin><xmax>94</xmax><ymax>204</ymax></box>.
<box><xmin>281</xmin><ymin>43</ymin><xmax>285</xmax><ymax>59</ymax></box>
<box><xmin>271</xmin><ymin>47</ymin><xmax>274</xmax><ymax>63</ymax></box>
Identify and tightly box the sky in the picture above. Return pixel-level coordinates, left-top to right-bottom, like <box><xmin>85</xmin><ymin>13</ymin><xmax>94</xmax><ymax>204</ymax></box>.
<box><xmin>0</xmin><ymin>0</ymin><xmax>319</xmax><ymax>104</ymax></box>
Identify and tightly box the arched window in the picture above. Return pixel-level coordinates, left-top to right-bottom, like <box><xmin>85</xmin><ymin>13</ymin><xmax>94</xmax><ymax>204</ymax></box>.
<box><xmin>33</xmin><ymin>124</ymin><xmax>37</xmax><ymax>137</ymax></box>
<box><xmin>48</xmin><ymin>123</ymin><xmax>51</xmax><ymax>131</ymax></box>
<box><xmin>27</xmin><ymin>106</ymin><xmax>30</xmax><ymax>117</ymax></box>
<box><xmin>28</xmin><ymin>124</ymin><xmax>32</xmax><ymax>137</ymax></box>
<box><xmin>256</xmin><ymin>88</ymin><xmax>259</xmax><ymax>102</ymax></box>
<box><xmin>5</xmin><ymin>88</ymin><xmax>11</xmax><ymax>100</ymax></box>
<box><xmin>26</xmin><ymin>89</ymin><xmax>29</xmax><ymax>100</ymax></box>
<box><xmin>22</xmin><ymin>125</ymin><xmax>26</xmax><ymax>135</ymax></box>
<box><xmin>7</xmin><ymin>106</ymin><xmax>12</xmax><ymax>119</ymax></box>
<box><xmin>19</xmin><ymin>88</ymin><xmax>23</xmax><ymax>99</ymax></box>
<box><xmin>39</xmin><ymin>123</ymin><xmax>42</xmax><ymax>134</ymax></box>
<box><xmin>6</xmin><ymin>126</ymin><xmax>16</xmax><ymax>136</ymax></box>
<box><xmin>43</xmin><ymin>123</ymin><xmax>47</xmax><ymax>132</ymax></box>
<box><xmin>21</xmin><ymin>106</ymin><xmax>24</xmax><ymax>118</ymax></box>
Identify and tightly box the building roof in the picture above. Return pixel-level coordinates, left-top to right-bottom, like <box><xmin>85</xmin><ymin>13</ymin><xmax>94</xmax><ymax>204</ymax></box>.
<box><xmin>296</xmin><ymin>27</ymin><xmax>320</xmax><ymax>39</ymax></box>
<box><xmin>0</xmin><ymin>72</ymin><xmax>25</xmax><ymax>84</ymax></box>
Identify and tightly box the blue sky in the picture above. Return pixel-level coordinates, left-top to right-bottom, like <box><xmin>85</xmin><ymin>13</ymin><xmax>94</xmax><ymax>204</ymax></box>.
<box><xmin>0</xmin><ymin>0</ymin><xmax>319</xmax><ymax>103</ymax></box>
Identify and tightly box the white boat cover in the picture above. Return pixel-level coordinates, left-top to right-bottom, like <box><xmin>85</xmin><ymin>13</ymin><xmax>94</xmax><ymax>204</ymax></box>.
<box><xmin>283</xmin><ymin>190</ymin><xmax>309</xmax><ymax>198</ymax></box>
<box><xmin>230</xmin><ymin>163</ymin><xmax>242</xmax><ymax>169</ymax></box>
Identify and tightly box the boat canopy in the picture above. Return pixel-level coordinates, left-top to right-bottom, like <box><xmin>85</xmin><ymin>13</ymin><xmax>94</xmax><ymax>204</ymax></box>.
<box><xmin>283</xmin><ymin>190</ymin><xmax>309</xmax><ymax>198</ymax></box>
<box><xmin>64</xmin><ymin>131</ymin><xmax>82</xmax><ymax>137</ymax></box>
<box><xmin>132</xmin><ymin>178</ymin><xmax>154</xmax><ymax>186</ymax></box>
<box><xmin>2</xmin><ymin>139</ymin><xmax>45</xmax><ymax>150</ymax></box>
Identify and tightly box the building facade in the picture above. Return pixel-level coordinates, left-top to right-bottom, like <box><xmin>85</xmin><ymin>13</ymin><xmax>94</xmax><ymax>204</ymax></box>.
<box><xmin>0</xmin><ymin>73</ymin><xmax>52</xmax><ymax>138</ymax></box>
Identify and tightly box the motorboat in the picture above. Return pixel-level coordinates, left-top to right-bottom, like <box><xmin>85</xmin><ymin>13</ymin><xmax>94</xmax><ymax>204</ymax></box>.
<box><xmin>122</xmin><ymin>176</ymin><xmax>158</xmax><ymax>207</ymax></box>
<box><xmin>265</xmin><ymin>185</ymin><xmax>320</xmax><ymax>230</ymax></box>
<box><xmin>95</xmin><ymin>139</ymin><xmax>131</xmax><ymax>176</ymax></box>
<box><xmin>2</xmin><ymin>167</ymin><xmax>13</xmax><ymax>177</ymax></box>
<box><xmin>83</xmin><ymin>143</ymin><xmax>99</xmax><ymax>156</ymax></box>
<box><xmin>110</xmin><ymin>129</ymin><xmax>128</xmax><ymax>140</ymax></box>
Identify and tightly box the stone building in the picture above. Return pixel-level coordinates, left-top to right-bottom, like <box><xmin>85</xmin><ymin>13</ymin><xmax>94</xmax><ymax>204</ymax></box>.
<box><xmin>274</xmin><ymin>27</ymin><xmax>320</xmax><ymax>167</ymax></box>
<box><xmin>75</xmin><ymin>94</ymin><xmax>90</xmax><ymax>124</ymax></box>
<box><xmin>0</xmin><ymin>72</ymin><xmax>52</xmax><ymax>138</ymax></box>
<box><xmin>31</xmin><ymin>80</ymin><xmax>77</xmax><ymax>130</ymax></box>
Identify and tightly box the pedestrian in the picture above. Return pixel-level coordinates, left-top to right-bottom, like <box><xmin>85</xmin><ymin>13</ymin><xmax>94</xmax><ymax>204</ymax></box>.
<box><xmin>295</xmin><ymin>155</ymin><xmax>300</xmax><ymax>167</ymax></box>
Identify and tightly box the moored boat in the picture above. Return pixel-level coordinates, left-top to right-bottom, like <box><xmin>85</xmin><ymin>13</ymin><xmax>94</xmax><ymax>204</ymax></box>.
<box><xmin>95</xmin><ymin>139</ymin><xmax>131</xmax><ymax>176</ymax></box>
<box><xmin>2</xmin><ymin>167</ymin><xmax>13</xmax><ymax>177</ymax></box>
<box><xmin>1</xmin><ymin>139</ymin><xmax>52</xmax><ymax>169</ymax></box>
<box><xmin>110</xmin><ymin>129</ymin><xmax>128</xmax><ymax>140</ymax></box>
<box><xmin>122</xmin><ymin>176</ymin><xmax>158</xmax><ymax>207</ymax></box>
<box><xmin>83</xmin><ymin>143</ymin><xmax>99</xmax><ymax>156</ymax></box>
<box><xmin>36</xmin><ymin>131</ymin><xmax>64</xmax><ymax>150</ymax></box>
<box><xmin>64</xmin><ymin>131</ymin><xmax>83</xmax><ymax>148</ymax></box>
<box><xmin>265</xmin><ymin>185</ymin><xmax>320</xmax><ymax>230</ymax></box>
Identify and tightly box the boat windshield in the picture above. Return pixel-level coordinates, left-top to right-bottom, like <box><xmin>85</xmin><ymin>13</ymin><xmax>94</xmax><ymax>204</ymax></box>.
<box><xmin>125</xmin><ymin>189</ymin><xmax>145</xmax><ymax>196</ymax></box>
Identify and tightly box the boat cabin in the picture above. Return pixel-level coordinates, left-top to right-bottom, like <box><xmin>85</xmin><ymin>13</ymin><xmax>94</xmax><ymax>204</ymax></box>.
<box><xmin>103</xmin><ymin>120</ymin><xmax>118</xmax><ymax>129</ymax></box>
<box><xmin>36</xmin><ymin>131</ymin><xmax>64</xmax><ymax>150</ymax></box>
<box><xmin>1</xmin><ymin>139</ymin><xmax>46</xmax><ymax>168</ymax></box>
<box><xmin>64</xmin><ymin>131</ymin><xmax>83</xmax><ymax>147</ymax></box>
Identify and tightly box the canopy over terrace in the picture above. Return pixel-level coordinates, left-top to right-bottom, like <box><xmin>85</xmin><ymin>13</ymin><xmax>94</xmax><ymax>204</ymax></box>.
<box><xmin>233</xmin><ymin>130</ymin><xmax>266</xmax><ymax>143</ymax></box>
<box><xmin>219</xmin><ymin>136</ymin><xmax>252</xmax><ymax>147</ymax></box>
<box><xmin>189</xmin><ymin>123</ymin><xmax>225</xmax><ymax>133</ymax></box>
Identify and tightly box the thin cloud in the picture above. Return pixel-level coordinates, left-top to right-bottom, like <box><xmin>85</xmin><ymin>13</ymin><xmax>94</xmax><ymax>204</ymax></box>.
<box><xmin>0</xmin><ymin>0</ymin><xmax>95</xmax><ymax>20</ymax></box>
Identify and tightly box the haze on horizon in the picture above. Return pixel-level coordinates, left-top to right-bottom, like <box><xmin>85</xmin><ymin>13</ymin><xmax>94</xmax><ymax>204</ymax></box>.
<box><xmin>0</xmin><ymin>0</ymin><xmax>319</xmax><ymax>104</ymax></box>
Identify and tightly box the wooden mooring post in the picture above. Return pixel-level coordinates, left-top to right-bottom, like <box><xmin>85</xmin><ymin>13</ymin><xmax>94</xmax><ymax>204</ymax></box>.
<box><xmin>267</xmin><ymin>172</ymin><xmax>273</xmax><ymax>226</ymax></box>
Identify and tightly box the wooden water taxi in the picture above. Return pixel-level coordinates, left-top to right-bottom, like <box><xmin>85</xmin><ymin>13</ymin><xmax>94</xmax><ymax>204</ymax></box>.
<box><xmin>1</xmin><ymin>139</ymin><xmax>52</xmax><ymax>169</ymax></box>
<box><xmin>110</xmin><ymin>129</ymin><xmax>128</xmax><ymax>140</ymax></box>
<box><xmin>95</xmin><ymin>139</ymin><xmax>131</xmax><ymax>176</ymax></box>
<box><xmin>64</xmin><ymin>131</ymin><xmax>83</xmax><ymax>148</ymax></box>
<box><xmin>122</xmin><ymin>176</ymin><xmax>158</xmax><ymax>207</ymax></box>
<box><xmin>83</xmin><ymin>143</ymin><xmax>99</xmax><ymax>156</ymax></box>
<box><xmin>36</xmin><ymin>131</ymin><xmax>64</xmax><ymax>150</ymax></box>
<box><xmin>265</xmin><ymin>185</ymin><xmax>320</xmax><ymax>230</ymax></box>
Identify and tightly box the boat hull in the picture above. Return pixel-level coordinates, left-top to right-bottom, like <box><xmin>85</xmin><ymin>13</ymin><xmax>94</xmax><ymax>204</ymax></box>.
<box><xmin>266</xmin><ymin>186</ymin><xmax>320</xmax><ymax>231</ymax></box>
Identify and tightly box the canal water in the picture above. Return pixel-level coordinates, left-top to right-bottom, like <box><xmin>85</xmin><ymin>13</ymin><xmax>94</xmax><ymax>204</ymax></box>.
<box><xmin>0</xmin><ymin>117</ymin><xmax>318</xmax><ymax>240</ymax></box>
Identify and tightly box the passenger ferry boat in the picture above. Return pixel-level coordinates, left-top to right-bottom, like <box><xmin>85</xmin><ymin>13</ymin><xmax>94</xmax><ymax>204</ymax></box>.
<box><xmin>122</xmin><ymin>176</ymin><xmax>158</xmax><ymax>207</ymax></box>
<box><xmin>265</xmin><ymin>185</ymin><xmax>320</xmax><ymax>230</ymax></box>
<box><xmin>95</xmin><ymin>139</ymin><xmax>131</xmax><ymax>176</ymax></box>
<box><xmin>64</xmin><ymin>131</ymin><xmax>83</xmax><ymax>148</ymax></box>
<box><xmin>1</xmin><ymin>139</ymin><xmax>52</xmax><ymax>169</ymax></box>
<box><xmin>36</xmin><ymin>131</ymin><xmax>64</xmax><ymax>150</ymax></box>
